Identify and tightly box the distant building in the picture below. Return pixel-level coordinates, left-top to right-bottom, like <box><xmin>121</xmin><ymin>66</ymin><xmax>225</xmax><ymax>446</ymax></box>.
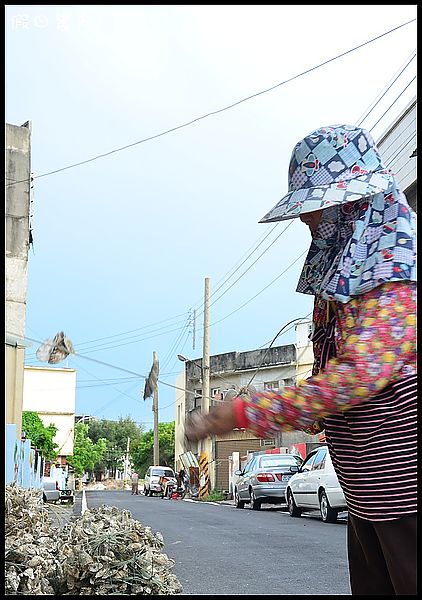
<box><xmin>23</xmin><ymin>365</ymin><xmax>77</xmax><ymax>463</ymax></box>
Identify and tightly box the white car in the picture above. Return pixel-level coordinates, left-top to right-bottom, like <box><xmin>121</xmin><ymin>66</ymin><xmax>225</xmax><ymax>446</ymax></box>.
<box><xmin>41</xmin><ymin>476</ymin><xmax>60</xmax><ymax>503</ymax></box>
<box><xmin>285</xmin><ymin>445</ymin><xmax>347</xmax><ymax>523</ymax></box>
<box><xmin>143</xmin><ymin>465</ymin><xmax>176</xmax><ymax>496</ymax></box>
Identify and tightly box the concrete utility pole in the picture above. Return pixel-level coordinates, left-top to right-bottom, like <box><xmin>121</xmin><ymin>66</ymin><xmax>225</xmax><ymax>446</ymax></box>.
<box><xmin>201</xmin><ymin>277</ymin><xmax>212</xmax><ymax>494</ymax></box>
<box><xmin>143</xmin><ymin>351</ymin><xmax>160</xmax><ymax>465</ymax></box>
<box><xmin>153</xmin><ymin>381</ymin><xmax>159</xmax><ymax>465</ymax></box>
<box><xmin>123</xmin><ymin>437</ymin><xmax>130</xmax><ymax>482</ymax></box>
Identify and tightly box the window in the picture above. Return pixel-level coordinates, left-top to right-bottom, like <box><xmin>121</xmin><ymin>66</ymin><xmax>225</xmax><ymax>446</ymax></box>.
<box><xmin>264</xmin><ymin>381</ymin><xmax>279</xmax><ymax>391</ymax></box>
<box><xmin>300</xmin><ymin>452</ymin><xmax>317</xmax><ymax>472</ymax></box>
<box><xmin>312</xmin><ymin>448</ymin><xmax>327</xmax><ymax>470</ymax></box>
<box><xmin>260</xmin><ymin>455</ymin><xmax>301</xmax><ymax>469</ymax></box>
<box><xmin>194</xmin><ymin>389</ymin><xmax>202</xmax><ymax>409</ymax></box>
<box><xmin>152</xmin><ymin>468</ymin><xmax>175</xmax><ymax>478</ymax></box>
<box><xmin>260</xmin><ymin>439</ymin><xmax>275</xmax><ymax>447</ymax></box>
<box><xmin>243</xmin><ymin>458</ymin><xmax>257</xmax><ymax>474</ymax></box>
<box><xmin>211</xmin><ymin>388</ymin><xmax>223</xmax><ymax>405</ymax></box>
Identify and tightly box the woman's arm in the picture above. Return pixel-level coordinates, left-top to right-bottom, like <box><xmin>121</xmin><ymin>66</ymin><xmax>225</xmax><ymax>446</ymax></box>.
<box><xmin>185</xmin><ymin>282</ymin><xmax>416</xmax><ymax>441</ymax></box>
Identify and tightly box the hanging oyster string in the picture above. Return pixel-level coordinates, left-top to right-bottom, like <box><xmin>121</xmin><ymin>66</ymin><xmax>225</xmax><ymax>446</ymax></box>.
<box><xmin>36</xmin><ymin>331</ymin><xmax>75</xmax><ymax>364</ymax></box>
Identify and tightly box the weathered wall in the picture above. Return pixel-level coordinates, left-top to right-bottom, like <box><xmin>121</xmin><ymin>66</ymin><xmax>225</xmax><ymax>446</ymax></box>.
<box><xmin>6</xmin><ymin>122</ymin><xmax>31</xmax><ymax>339</ymax></box>
<box><xmin>6</xmin><ymin>122</ymin><xmax>31</xmax><ymax>438</ymax></box>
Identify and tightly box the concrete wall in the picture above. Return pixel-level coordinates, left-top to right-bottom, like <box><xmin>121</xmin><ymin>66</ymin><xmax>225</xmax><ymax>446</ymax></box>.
<box><xmin>5</xmin><ymin>424</ymin><xmax>44</xmax><ymax>489</ymax></box>
<box><xmin>174</xmin><ymin>371</ymin><xmax>186</xmax><ymax>472</ymax></box>
<box><xmin>6</xmin><ymin>343</ymin><xmax>26</xmax><ymax>438</ymax></box>
<box><xmin>5</xmin><ymin>121</ymin><xmax>32</xmax><ymax>439</ymax></box>
<box><xmin>23</xmin><ymin>366</ymin><xmax>77</xmax><ymax>456</ymax></box>
<box><xmin>6</xmin><ymin>121</ymin><xmax>32</xmax><ymax>340</ymax></box>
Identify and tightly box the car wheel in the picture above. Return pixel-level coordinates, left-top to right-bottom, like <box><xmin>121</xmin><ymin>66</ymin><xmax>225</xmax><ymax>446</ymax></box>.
<box><xmin>234</xmin><ymin>488</ymin><xmax>245</xmax><ymax>509</ymax></box>
<box><xmin>250</xmin><ymin>489</ymin><xmax>261</xmax><ymax>510</ymax></box>
<box><xmin>287</xmin><ymin>489</ymin><xmax>302</xmax><ymax>517</ymax></box>
<box><xmin>144</xmin><ymin>487</ymin><xmax>149</xmax><ymax>496</ymax></box>
<box><xmin>319</xmin><ymin>490</ymin><xmax>338</xmax><ymax>523</ymax></box>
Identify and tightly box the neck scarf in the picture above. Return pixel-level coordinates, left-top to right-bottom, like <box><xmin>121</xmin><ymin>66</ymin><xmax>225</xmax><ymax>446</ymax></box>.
<box><xmin>296</xmin><ymin>178</ymin><xmax>417</xmax><ymax>303</ymax></box>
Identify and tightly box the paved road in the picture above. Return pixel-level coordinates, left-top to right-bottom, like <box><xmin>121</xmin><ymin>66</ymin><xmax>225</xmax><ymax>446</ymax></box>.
<box><xmin>79</xmin><ymin>489</ymin><xmax>351</xmax><ymax>595</ymax></box>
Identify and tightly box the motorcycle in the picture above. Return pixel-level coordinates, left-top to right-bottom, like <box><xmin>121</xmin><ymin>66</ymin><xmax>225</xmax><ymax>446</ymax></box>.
<box><xmin>159</xmin><ymin>476</ymin><xmax>178</xmax><ymax>499</ymax></box>
<box><xmin>160</xmin><ymin>477</ymin><xmax>186</xmax><ymax>499</ymax></box>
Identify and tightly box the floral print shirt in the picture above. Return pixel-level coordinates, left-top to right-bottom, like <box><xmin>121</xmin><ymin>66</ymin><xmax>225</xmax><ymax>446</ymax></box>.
<box><xmin>233</xmin><ymin>281</ymin><xmax>416</xmax><ymax>437</ymax></box>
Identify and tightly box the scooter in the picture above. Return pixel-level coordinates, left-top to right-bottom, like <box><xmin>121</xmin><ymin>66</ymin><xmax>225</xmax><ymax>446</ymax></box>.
<box><xmin>159</xmin><ymin>476</ymin><xmax>178</xmax><ymax>499</ymax></box>
<box><xmin>161</xmin><ymin>478</ymin><xmax>186</xmax><ymax>500</ymax></box>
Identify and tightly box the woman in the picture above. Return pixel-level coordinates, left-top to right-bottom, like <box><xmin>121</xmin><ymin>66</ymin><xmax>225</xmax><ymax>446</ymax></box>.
<box><xmin>185</xmin><ymin>124</ymin><xmax>417</xmax><ymax>595</ymax></box>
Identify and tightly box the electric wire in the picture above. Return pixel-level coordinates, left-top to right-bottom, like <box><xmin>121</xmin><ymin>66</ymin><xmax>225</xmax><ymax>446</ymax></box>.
<box><xmin>191</xmin><ymin>223</ymin><xmax>280</xmax><ymax>310</ymax></box>
<box><xmin>5</xmin><ymin>18</ymin><xmax>416</xmax><ymax>189</ymax></box>
<box><xmin>74</xmin><ymin>311</ymin><xmax>190</xmax><ymax>347</ymax></box>
<box><xmin>368</xmin><ymin>76</ymin><xmax>416</xmax><ymax>133</ymax></box>
<box><xmin>25</xmin><ymin>313</ymin><xmax>191</xmax><ymax>359</ymax></box>
<box><xmin>160</xmin><ymin>315</ymin><xmax>192</xmax><ymax>373</ymax></box>
<box><xmin>246</xmin><ymin>317</ymin><xmax>311</xmax><ymax>388</ymax></box>
<box><xmin>355</xmin><ymin>50</ymin><xmax>416</xmax><ymax>126</ymax></box>
<box><xmin>210</xmin><ymin>249</ymin><xmax>308</xmax><ymax>328</ymax></box>
<box><xmin>208</xmin><ymin>220</ymin><xmax>294</xmax><ymax>311</ymax></box>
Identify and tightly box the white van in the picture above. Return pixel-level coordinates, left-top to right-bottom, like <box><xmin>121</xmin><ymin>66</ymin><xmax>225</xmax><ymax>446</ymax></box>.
<box><xmin>285</xmin><ymin>445</ymin><xmax>347</xmax><ymax>523</ymax></box>
<box><xmin>143</xmin><ymin>465</ymin><xmax>176</xmax><ymax>496</ymax></box>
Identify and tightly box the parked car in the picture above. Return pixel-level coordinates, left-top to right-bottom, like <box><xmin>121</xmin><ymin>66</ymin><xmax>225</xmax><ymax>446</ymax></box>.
<box><xmin>285</xmin><ymin>445</ymin><xmax>347</xmax><ymax>523</ymax></box>
<box><xmin>234</xmin><ymin>452</ymin><xmax>303</xmax><ymax>510</ymax></box>
<box><xmin>143</xmin><ymin>466</ymin><xmax>176</xmax><ymax>496</ymax></box>
<box><xmin>41</xmin><ymin>477</ymin><xmax>60</xmax><ymax>503</ymax></box>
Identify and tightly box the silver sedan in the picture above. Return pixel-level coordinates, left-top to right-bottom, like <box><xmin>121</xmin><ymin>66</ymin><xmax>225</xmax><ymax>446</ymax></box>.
<box><xmin>234</xmin><ymin>453</ymin><xmax>303</xmax><ymax>510</ymax></box>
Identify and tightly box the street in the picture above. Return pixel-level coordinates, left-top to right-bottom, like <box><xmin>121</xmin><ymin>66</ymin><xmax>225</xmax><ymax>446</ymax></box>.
<box><xmin>80</xmin><ymin>490</ymin><xmax>351</xmax><ymax>595</ymax></box>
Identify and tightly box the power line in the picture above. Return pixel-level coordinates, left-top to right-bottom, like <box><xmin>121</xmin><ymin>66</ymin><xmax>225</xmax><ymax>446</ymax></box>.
<box><xmin>6</xmin><ymin>18</ymin><xmax>416</xmax><ymax>188</ymax></box>
<box><xmin>75</xmin><ymin>311</ymin><xmax>190</xmax><ymax>346</ymax></box>
<box><xmin>368</xmin><ymin>76</ymin><xmax>416</xmax><ymax>133</ymax></box>
<box><xmin>208</xmin><ymin>221</ymin><xmax>294</xmax><ymax>311</ymax></box>
<box><xmin>356</xmin><ymin>50</ymin><xmax>416</xmax><ymax>126</ymax></box>
<box><xmin>159</xmin><ymin>314</ymin><xmax>192</xmax><ymax>373</ymax></box>
<box><xmin>191</xmin><ymin>223</ymin><xmax>280</xmax><ymax>310</ymax></box>
<box><xmin>210</xmin><ymin>249</ymin><xmax>308</xmax><ymax>327</ymax></box>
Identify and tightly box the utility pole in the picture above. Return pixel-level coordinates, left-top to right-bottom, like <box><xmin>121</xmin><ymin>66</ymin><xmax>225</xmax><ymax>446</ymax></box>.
<box><xmin>143</xmin><ymin>351</ymin><xmax>160</xmax><ymax>465</ymax></box>
<box><xmin>192</xmin><ymin>308</ymin><xmax>196</xmax><ymax>350</ymax></box>
<box><xmin>153</xmin><ymin>380</ymin><xmax>159</xmax><ymax>465</ymax></box>
<box><xmin>199</xmin><ymin>277</ymin><xmax>212</xmax><ymax>496</ymax></box>
<box><xmin>123</xmin><ymin>436</ymin><xmax>130</xmax><ymax>483</ymax></box>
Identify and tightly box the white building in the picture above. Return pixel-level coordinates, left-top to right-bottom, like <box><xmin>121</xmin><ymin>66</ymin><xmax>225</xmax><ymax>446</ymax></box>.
<box><xmin>377</xmin><ymin>97</ymin><xmax>416</xmax><ymax>211</ymax></box>
<box><xmin>23</xmin><ymin>365</ymin><xmax>77</xmax><ymax>461</ymax></box>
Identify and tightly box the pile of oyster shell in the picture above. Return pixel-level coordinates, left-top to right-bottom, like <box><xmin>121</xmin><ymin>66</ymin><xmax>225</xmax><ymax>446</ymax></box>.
<box><xmin>5</xmin><ymin>483</ymin><xmax>183</xmax><ymax>595</ymax></box>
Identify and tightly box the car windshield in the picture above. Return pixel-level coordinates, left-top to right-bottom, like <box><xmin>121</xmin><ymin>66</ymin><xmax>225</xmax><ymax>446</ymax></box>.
<box><xmin>259</xmin><ymin>456</ymin><xmax>301</xmax><ymax>469</ymax></box>
<box><xmin>151</xmin><ymin>468</ymin><xmax>174</xmax><ymax>477</ymax></box>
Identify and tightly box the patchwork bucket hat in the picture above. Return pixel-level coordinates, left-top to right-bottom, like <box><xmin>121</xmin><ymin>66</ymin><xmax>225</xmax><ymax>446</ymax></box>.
<box><xmin>259</xmin><ymin>124</ymin><xmax>394</xmax><ymax>223</ymax></box>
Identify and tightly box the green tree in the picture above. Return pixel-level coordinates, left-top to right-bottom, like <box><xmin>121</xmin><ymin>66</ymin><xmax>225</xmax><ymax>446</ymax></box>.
<box><xmin>67</xmin><ymin>423</ymin><xmax>107</xmax><ymax>477</ymax></box>
<box><xmin>86</xmin><ymin>416</ymin><xmax>144</xmax><ymax>479</ymax></box>
<box><xmin>21</xmin><ymin>411</ymin><xmax>59</xmax><ymax>461</ymax></box>
<box><xmin>131</xmin><ymin>421</ymin><xmax>175</xmax><ymax>477</ymax></box>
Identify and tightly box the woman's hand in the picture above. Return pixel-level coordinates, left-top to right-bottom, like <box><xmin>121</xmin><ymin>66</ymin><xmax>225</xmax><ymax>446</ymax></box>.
<box><xmin>184</xmin><ymin>400</ymin><xmax>238</xmax><ymax>442</ymax></box>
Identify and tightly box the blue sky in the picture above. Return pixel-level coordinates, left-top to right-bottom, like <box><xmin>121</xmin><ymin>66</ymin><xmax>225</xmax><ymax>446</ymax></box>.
<box><xmin>6</xmin><ymin>5</ymin><xmax>417</xmax><ymax>428</ymax></box>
